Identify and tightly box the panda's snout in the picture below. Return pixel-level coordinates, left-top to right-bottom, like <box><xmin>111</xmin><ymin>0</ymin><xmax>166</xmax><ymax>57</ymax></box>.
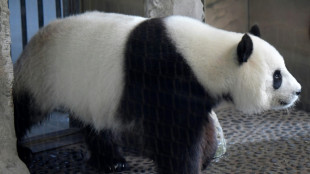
<box><xmin>295</xmin><ymin>89</ymin><xmax>301</xmax><ymax>96</ymax></box>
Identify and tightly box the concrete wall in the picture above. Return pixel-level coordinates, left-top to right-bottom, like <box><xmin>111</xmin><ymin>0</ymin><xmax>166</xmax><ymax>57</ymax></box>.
<box><xmin>204</xmin><ymin>0</ymin><xmax>248</xmax><ymax>33</ymax></box>
<box><xmin>0</xmin><ymin>0</ymin><xmax>29</xmax><ymax>173</ymax></box>
<box><xmin>205</xmin><ymin>0</ymin><xmax>310</xmax><ymax>112</ymax></box>
<box><xmin>82</xmin><ymin>0</ymin><xmax>204</xmax><ymax>20</ymax></box>
<box><xmin>82</xmin><ymin>0</ymin><xmax>146</xmax><ymax>16</ymax></box>
<box><xmin>249</xmin><ymin>0</ymin><xmax>310</xmax><ymax>112</ymax></box>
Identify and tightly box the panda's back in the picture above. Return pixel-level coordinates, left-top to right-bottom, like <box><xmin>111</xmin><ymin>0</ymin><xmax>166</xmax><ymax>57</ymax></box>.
<box><xmin>13</xmin><ymin>12</ymin><xmax>146</xmax><ymax>130</ymax></box>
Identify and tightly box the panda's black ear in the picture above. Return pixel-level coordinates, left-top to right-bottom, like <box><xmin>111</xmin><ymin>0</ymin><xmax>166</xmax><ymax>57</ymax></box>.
<box><xmin>249</xmin><ymin>24</ymin><xmax>261</xmax><ymax>37</ymax></box>
<box><xmin>237</xmin><ymin>34</ymin><xmax>253</xmax><ymax>65</ymax></box>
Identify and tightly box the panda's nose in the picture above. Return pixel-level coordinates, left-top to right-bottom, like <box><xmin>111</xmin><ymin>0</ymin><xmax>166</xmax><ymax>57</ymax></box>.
<box><xmin>295</xmin><ymin>89</ymin><xmax>301</xmax><ymax>96</ymax></box>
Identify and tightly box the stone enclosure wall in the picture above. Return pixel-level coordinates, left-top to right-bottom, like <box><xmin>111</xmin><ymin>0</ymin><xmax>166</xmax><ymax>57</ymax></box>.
<box><xmin>0</xmin><ymin>0</ymin><xmax>29</xmax><ymax>173</ymax></box>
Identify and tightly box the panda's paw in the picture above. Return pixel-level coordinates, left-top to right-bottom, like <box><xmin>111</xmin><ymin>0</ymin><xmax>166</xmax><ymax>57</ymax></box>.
<box><xmin>17</xmin><ymin>143</ymin><xmax>33</xmax><ymax>166</ymax></box>
<box><xmin>88</xmin><ymin>155</ymin><xmax>129</xmax><ymax>173</ymax></box>
<box><xmin>110</xmin><ymin>157</ymin><xmax>130</xmax><ymax>172</ymax></box>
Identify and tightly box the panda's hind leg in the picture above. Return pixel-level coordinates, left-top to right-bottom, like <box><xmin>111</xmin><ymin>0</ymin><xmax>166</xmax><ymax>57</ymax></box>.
<box><xmin>84</xmin><ymin>126</ymin><xmax>129</xmax><ymax>172</ymax></box>
<box><xmin>13</xmin><ymin>91</ymin><xmax>50</xmax><ymax>165</ymax></box>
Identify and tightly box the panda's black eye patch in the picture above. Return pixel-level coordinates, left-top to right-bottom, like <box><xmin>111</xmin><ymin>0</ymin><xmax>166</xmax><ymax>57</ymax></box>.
<box><xmin>273</xmin><ymin>70</ymin><xmax>282</xmax><ymax>90</ymax></box>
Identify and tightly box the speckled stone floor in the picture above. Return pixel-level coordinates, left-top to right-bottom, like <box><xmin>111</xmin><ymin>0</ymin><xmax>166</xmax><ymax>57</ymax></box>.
<box><xmin>28</xmin><ymin>106</ymin><xmax>310</xmax><ymax>174</ymax></box>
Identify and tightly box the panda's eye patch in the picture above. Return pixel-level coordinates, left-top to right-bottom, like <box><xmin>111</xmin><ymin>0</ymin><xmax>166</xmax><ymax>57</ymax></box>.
<box><xmin>273</xmin><ymin>70</ymin><xmax>282</xmax><ymax>89</ymax></box>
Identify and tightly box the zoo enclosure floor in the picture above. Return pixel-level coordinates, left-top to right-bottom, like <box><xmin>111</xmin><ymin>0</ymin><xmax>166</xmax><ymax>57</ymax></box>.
<box><xmin>27</xmin><ymin>107</ymin><xmax>310</xmax><ymax>174</ymax></box>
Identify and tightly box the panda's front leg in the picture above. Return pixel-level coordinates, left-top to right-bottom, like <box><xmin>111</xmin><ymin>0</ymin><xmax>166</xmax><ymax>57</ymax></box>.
<box><xmin>144</xmin><ymin>119</ymin><xmax>214</xmax><ymax>174</ymax></box>
<box><xmin>84</xmin><ymin>126</ymin><xmax>129</xmax><ymax>173</ymax></box>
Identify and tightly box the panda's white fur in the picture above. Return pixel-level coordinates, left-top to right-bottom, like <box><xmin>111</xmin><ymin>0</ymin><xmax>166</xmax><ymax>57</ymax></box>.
<box><xmin>14</xmin><ymin>12</ymin><xmax>301</xmax><ymax>132</ymax></box>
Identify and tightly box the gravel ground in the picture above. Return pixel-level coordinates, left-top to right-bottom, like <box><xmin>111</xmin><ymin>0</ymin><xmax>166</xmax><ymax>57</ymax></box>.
<box><xmin>28</xmin><ymin>107</ymin><xmax>310</xmax><ymax>174</ymax></box>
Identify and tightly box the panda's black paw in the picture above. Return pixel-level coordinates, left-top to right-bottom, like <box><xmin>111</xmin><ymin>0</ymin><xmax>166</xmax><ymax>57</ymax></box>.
<box><xmin>17</xmin><ymin>143</ymin><xmax>33</xmax><ymax>166</ymax></box>
<box><xmin>107</xmin><ymin>158</ymin><xmax>129</xmax><ymax>173</ymax></box>
<box><xmin>88</xmin><ymin>155</ymin><xmax>129</xmax><ymax>173</ymax></box>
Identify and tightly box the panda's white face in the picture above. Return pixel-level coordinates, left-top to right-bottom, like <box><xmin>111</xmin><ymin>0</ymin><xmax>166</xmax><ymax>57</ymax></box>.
<box><xmin>264</xmin><ymin>51</ymin><xmax>301</xmax><ymax>110</ymax></box>
<box><xmin>233</xmin><ymin>33</ymin><xmax>301</xmax><ymax>114</ymax></box>
<box><xmin>270</xmin><ymin>68</ymin><xmax>301</xmax><ymax>110</ymax></box>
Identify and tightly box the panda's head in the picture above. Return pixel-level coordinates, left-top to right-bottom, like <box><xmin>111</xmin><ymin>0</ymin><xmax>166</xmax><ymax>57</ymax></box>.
<box><xmin>231</xmin><ymin>25</ymin><xmax>301</xmax><ymax>114</ymax></box>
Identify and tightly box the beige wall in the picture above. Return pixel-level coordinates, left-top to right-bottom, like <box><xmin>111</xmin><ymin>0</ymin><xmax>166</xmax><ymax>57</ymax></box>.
<box><xmin>249</xmin><ymin>0</ymin><xmax>310</xmax><ymax>112</ymax></box>
<box><xmin>82</xmin><ymin>0</ymin><xmax>204</xmax><ymax>20</ymax></box>
<box><xmin>205</xmin><ymin>0</ymin><xmax>310</xmax><ymax>112</ymax></box>
<box><xmin>204</xmin><ymin>0</ymin><xmax>248</xmax><ymax>33</ymax></box>
<box><xmin>82</xmin><ymin>0</ymin><xmax>146</xmax><ymax>16</ymax></box>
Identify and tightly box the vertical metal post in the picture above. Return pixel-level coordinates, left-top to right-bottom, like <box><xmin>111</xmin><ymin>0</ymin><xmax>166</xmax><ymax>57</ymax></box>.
<box><xmin>20</xmin><ymin>0</ymin><xmax>27</xmax><ymax>48</ymax></box>
<box><xmin>56</xmin><ymin>0</ymin><xmax>62</xmax><ymax>18</ymax></box>
<box><xmin>37</xmin><ymin>0</ymin><xmax>44</xmax><ymax>28</ymax></box>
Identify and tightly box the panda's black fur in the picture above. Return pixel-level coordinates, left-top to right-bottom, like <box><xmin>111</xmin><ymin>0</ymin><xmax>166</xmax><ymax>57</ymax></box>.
<box><xmin>120</xmin><ymin>18</ymin><xmax>218</xmax><ymax>173</ymax></box>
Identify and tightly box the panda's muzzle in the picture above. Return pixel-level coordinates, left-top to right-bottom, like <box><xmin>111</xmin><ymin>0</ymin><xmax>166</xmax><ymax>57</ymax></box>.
<box><xmin>278</xmin><ymin>89</ymin><xmax>301</xmax><ymax>107</ymax></box>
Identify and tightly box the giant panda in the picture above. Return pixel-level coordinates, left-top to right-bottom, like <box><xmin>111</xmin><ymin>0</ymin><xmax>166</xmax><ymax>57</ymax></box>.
<box><xmin>13</xmin><ymin>12</ymin><xmax>301</xmax><ymax>174</ymax></box>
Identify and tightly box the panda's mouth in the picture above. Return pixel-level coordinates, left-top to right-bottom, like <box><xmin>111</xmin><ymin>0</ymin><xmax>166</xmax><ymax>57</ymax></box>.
<box><xmin>278</xmin><ymin>96</ymin><xmax>298</xmax><ymax>109</ymax></box>
<box><xmin>279</xmin><ymin>100</ymin><xmax>288</xmax><ymax>106</ymax></box>
<box><xmin>273</xmin><ymin>100</ymin><xmax>292</xmax><ymax>110</ymax></box>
